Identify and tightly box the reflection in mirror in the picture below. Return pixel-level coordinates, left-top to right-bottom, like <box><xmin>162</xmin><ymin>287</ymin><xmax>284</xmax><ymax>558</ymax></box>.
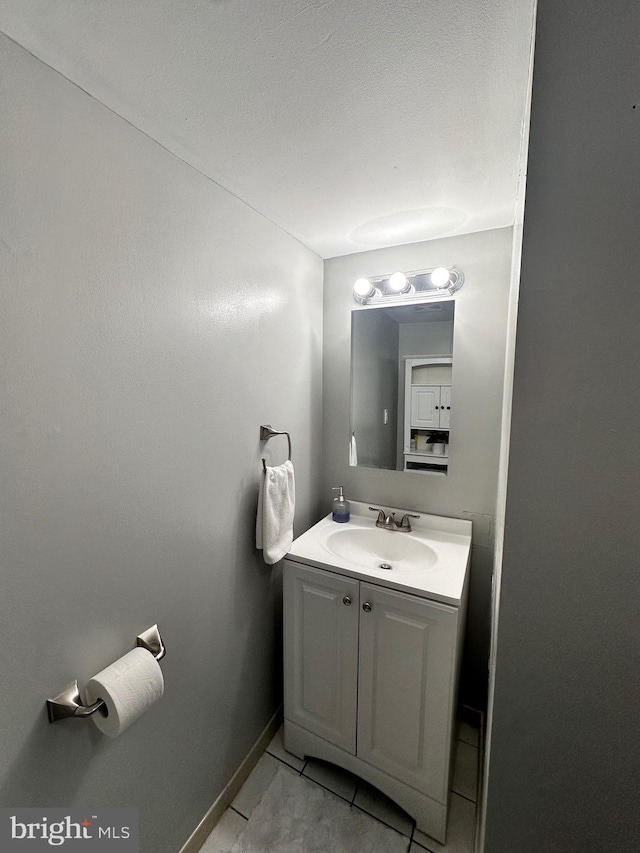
<box><xmin>350</xmin><ymin>301</ymin><xmax>454</xmax><ymax>474</ymax></box>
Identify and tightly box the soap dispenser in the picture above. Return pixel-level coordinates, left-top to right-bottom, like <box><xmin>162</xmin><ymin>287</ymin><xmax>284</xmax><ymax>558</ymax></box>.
<box><xmin>332</xmin><ymin>486</ymin><xmax>350</xmax><ymax>523</ymax></box>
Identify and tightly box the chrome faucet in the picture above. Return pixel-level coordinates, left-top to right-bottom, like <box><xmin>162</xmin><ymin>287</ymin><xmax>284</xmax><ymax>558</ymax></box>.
<box><xmin>368</xmin><ymin>507</ymin><xmax>420</xmax><ymax>532</ymax></box>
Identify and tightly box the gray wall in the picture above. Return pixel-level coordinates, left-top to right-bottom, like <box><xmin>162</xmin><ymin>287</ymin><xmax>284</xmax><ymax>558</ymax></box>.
<box><xmin>351</xmin><ymin>310</ymin><xmax>398</xmax><ymax>469</ymax></box>
<box><xmin>0</xmin><ymin>34</ymin><xmax>322</xmax><ymax>853</ymax></box>
<box><xmin>399</xmin><ymin>320</ymin><xmax>454</xmax><ymax>359</ymax></box>
<box><xmin>323</xmin><ymin>228</ymin><xmax>513</xmax><ymax>706</ymax></box>
<box><xmin>484</xmin><ymin>1</ymin><xmax>640</xmax><ymax>850</ymax></box>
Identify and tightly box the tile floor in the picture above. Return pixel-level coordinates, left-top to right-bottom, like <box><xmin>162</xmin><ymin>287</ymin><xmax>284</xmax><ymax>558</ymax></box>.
<box><xmin>201</xmin><ymin>719</ymin><xmax>480</xmax><ymax>853</ymax></box>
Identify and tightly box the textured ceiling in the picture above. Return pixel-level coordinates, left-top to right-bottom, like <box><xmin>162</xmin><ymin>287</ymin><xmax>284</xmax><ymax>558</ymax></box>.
<box><xmin>0</xmin><ymin>0</ymin><xmax>536</xmax><ymax>258</ymax></box>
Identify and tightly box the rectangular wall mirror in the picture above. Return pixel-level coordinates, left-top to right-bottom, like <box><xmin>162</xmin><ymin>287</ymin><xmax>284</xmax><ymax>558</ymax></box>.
<box><xmin>350</xmin><ymin>300</ymin><xmax>455</xmax><ymax>474</ymax></box>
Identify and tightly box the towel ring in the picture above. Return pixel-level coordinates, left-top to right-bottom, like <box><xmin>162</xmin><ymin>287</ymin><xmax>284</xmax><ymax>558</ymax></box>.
<box><xmin>260</xmin><ymin>424</ymin><xmax>292</xmax><ymax>472</ymax></box>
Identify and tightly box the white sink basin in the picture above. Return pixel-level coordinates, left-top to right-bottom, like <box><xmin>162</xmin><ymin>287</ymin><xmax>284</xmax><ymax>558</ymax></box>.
<box><xmin>287</xmin><ymin>501</ymin><xmax>472</xmax><ymax>605</ymax></box>
<box><xmin>323</xmin><ymin>526</ymin><xmax>438</xmax><ymax>573</ymax></box>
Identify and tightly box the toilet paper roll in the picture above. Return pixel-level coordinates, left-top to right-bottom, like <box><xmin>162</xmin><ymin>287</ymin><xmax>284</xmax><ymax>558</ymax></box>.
<box><xmin>85</xmin><ymin>647</ymin><xmax>164</xmax><ymax>737</ymax></box>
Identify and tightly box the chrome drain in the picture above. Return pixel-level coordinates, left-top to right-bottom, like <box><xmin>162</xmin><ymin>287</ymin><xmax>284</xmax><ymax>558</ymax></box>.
<box><xmin>379</xmin><ymin>563</ymin><xmax>392</xmax><ymax>570</ymax></box>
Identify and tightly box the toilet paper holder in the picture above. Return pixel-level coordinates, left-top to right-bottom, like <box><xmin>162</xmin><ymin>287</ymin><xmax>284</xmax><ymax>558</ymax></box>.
<box><xmin>46</xmin><ymin>624</ymin><xmax>166</xmax><ymax>724</ymax></box>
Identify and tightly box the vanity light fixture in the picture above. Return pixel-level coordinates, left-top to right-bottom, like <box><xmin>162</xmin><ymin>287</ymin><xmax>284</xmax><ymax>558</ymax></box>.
<box><xmin>430</xmin><ymin>266</ymin><xmax>464</xmax><ymax>289</ymax></box>
<box><xmin>430</xmin><ymin>266</ymin><xmax>451</xmax><ymax>287</ymax></box>
<box><xmin>353</xmin><ymin>277</ymin><xmax>380</xmax><ymax>300</ymax></box>
<box><xmin>388</xmin><ymin>271</ymin><xmax>413</xmax><ymax>294</ymax></box>
<box><xmin>352</xmin><ymin>265</ymin><xmax>464</xmax><ymax>305</ymax></box>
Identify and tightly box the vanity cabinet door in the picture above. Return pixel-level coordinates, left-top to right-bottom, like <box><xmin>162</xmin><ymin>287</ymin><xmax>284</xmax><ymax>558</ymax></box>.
<box><xmin>357</xmin><ymin>583</ymin><xmax>458</xmax><ymax>802</ymax></box>
<box><xmin>283</xmin><ymin>561</ymin><xmax>360</xmax><ymax>754</ymax></box>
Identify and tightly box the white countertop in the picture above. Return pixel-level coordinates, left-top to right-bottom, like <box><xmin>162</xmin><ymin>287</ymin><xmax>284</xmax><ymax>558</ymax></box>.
<box><xmin>287</xmin><ymin>501</ymin><xmax>471</xmax><ymax>606</ymax></box>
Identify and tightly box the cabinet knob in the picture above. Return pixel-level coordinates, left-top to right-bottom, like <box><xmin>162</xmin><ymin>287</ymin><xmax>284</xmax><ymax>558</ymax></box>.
<box><xmin>343</xmin><ymin>595</ymin><xmax>352</xmax><ymax>606</ymax></box>
<box><xmin>362</xmin><ymin>602</ymin><xmax>372</xmax><ymax>613</ymax></box>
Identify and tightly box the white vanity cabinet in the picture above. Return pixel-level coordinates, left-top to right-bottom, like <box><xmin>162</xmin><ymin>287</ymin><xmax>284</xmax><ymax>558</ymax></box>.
<box><xmin>357</xmin><ymin>581</ymin><xmax>457</xmax><ymax>802</ymax></box>
<box><xmin>283</xmin><ymin>562</ymin><xmax>359</xmax><ymax>753</ymax></box>
<box><xmin>283</xmin><ymin>558</ymin><xmax>464</xmax><ymax>842</ymax></box>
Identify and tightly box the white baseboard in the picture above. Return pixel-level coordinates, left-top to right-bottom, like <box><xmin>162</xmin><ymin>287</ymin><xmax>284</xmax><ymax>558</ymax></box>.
<box><xmin>178</xmin><ymin>705</ymin><xmax>283</xmax><ymax>853</ymax></box>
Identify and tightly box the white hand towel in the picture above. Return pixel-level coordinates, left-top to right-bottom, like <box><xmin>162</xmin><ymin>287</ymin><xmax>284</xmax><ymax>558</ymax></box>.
<box><xmin>256</xmin><ymin>460</ymin><xmax>295</xmax><ymax>564</ymax></box>
<box><xmin>349</xmin><ymin>432</ymin><xmax>358</xmax><ymax>467</ymax></box>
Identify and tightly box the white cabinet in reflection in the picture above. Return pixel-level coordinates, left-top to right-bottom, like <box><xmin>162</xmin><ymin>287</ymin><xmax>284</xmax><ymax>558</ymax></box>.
<box><xmin>410</xmin><ymin>384</ymin><xmax>451</xmax><ymax>430</ymax></box>
<box><xmin>404</xmin><ymin>356</ymin><xmax>452</xmax><ymax>472</ymax></box>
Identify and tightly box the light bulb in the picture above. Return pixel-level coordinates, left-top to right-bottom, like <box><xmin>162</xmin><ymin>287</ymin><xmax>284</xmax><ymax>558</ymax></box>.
<box><xmin>353</xmin><ymin>277</ymin><xmax>373</xmax><ymax>298</ymax></box>
<box><xmin>389</xmin><ymin>271</ymin><xmax>408</xmax><ymax>292</ymax></box>
<box><xmin>430</xmin><ymin>267</ymin><xmax>451</xmax><ymax>288</ymax></box>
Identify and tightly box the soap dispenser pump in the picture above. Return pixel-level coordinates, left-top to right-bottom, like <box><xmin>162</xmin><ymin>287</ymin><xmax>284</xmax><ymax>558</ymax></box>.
<box><xmin>332</xmin><ymin>486</ymin><xmax>350</xmax><ymax>523</ymax></box>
